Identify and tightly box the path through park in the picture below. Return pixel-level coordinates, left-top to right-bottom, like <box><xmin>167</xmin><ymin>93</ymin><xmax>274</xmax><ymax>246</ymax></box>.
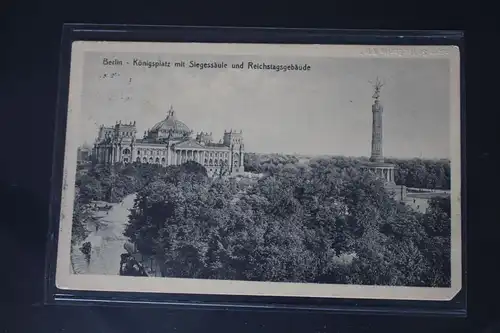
<box><xmin>71</xmin><ymin>193</ymin><xmax>136</xmax><ymax>275</ymax></box>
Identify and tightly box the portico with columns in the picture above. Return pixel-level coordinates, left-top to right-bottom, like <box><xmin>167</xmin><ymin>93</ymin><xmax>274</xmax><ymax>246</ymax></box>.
<box><xmin>366</xmin><ymin>163</ymin><xmax>396</xmax><ymax>184</ymax></box>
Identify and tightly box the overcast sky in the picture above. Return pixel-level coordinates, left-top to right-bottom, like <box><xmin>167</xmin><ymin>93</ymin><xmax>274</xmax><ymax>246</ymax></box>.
<box><xmin>77</xmin><ymin>51</ymin><xmax>450</xmax><ymax>159</ymax></box>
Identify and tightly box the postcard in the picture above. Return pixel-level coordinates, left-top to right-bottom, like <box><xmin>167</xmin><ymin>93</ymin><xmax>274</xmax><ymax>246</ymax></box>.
<box><xmin>55</xmin><ymin>41</ymin><xmax>462</xmax><ymax>301</ymax></box>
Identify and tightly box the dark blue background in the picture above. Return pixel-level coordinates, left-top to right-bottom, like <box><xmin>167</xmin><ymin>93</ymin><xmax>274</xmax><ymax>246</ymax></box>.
<box><xmin>0</xmin><ymin>1</ymin><xmax>497</xmax><ymax>332</ymax></box>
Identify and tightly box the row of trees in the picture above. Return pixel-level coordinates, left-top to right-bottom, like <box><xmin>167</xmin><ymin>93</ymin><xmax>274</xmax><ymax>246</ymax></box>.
<box><xmin>71</xmin><ymin>163</ymin><xmax>171</xmax><ymax>244</ymax></box>
<box><xmin>124</xmin><ymin>157</ymin><xmax>451</xmax><ymax>287</ymax></box>
<box><xmin>244</xmin><ymin>153</ymin><xmax>451</xmax><ymax>190</ymax></box>
<box><xmin>384</xmin><ymin>158</ymin><xmax>450</xmax><ymax>190</ymax></box>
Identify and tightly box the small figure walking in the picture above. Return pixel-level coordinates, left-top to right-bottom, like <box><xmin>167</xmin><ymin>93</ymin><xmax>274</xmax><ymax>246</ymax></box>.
<box><xmin>80</xmin><ymin>241</ymin><xmax>92</xmax><ymax>265</ymax></box>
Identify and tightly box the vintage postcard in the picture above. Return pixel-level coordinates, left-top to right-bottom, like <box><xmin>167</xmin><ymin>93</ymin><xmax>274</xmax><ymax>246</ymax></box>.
<box><xmin>55</xmin><ymin>41</ymin><xmax>462</xmax><ymax>301</ymax></box>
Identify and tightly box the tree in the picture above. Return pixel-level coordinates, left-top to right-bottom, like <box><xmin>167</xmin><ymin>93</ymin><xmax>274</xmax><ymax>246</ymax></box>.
<box><xmin>180</xmin><ymin>161</ymin><xmax>207</xmax><ymax>175</ymax></box>
<box><xmin>216</xmin><ymin>160</ymin><xmax>230</xmax><ymax>178</ymax></box>
<box><xmin>385</xmin><ymin>158</ymin><xmax>451</xmax><ymax>190</ymax></box>
<box><xmin>124</xmin><ymin>153</ymin><xmax>452</xmax><ymax>286</ymax></box>
<box><xmin>71</xmin><ymin>187</ymin><xmax>93</xmax><ymax>245</ymax></box>
<box><xmin>419</xmin><ymin>196</ymin><xmax>451</xmax><ymax>287</ymax></box>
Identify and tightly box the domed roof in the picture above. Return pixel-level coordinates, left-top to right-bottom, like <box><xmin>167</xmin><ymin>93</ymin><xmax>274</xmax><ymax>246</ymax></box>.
<box><xmin>150</xmin><ymin>106</ymin><xmax>190</xmax><ymax>134</ymax></box>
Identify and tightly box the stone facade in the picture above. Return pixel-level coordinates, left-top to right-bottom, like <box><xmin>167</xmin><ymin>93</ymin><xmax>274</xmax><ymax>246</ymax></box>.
<box><xmin>370</xmin><ymin>100</ymin><xmax>384</xmax><ymax>163</ymax></box>
<box><xmin>363</xmin><ymin>91</ymin><xmax>407</xmax><ymax>201</ymax></box>
<box><xmin>92</xmin><ymin>107</ymin><xmax>245</xmax><ymax>177</ymax></box>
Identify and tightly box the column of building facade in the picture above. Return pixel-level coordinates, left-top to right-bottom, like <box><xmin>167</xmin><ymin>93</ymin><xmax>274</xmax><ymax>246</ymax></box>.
<box><xmin>116</xmin><ymin>144</ymin><xmax>120</xmax><ymax>163</ymax></box>
<box><xmin>104</xmin><ymin>146</ymin><xmax>109</xmax><ymax>164</ymax></box>
<box><xmin>110</xmin><ymin>146</ymin><xmax>115</xmax><ymax>163</ymax></box>
<box><xmin>201</xmin><ymin>150</ymin><xmax>206</xmax><ymax>165</ymax></box>
<box><xmin>119</xmin><ymin>144</ymin><xmax>123</xmax><ymax>163</ymax></box>
<box><xmin>165</xmin><ymin>144</ymin><xmax>170</xmax><ymax>165</ymax></box>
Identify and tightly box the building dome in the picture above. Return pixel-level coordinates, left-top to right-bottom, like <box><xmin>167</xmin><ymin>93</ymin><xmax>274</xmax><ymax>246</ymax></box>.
<box><xmin>150</xmin><ymin>106</ymin><xmax>191</xmax><ymax>135</ymax></box>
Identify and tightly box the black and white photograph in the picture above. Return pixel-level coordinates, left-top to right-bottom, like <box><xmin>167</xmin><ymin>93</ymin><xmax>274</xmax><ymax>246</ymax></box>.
<box><xmin>55</xmin><ymin>42</ymin><xmax>462</xmax><ymax>300</ymax></box>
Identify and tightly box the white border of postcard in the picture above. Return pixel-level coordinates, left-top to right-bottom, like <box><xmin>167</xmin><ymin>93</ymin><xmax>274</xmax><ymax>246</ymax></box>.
<box><xmin>55</xmin><ymin>41</ymin><xmax>462</xmax><ymax>301</ymax></box>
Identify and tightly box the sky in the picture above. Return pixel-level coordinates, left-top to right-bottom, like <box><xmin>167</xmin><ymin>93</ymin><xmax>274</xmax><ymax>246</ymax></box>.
<box><xmin>77</xmin><ymin>51</ymin><xmax>451</xmax><ymax>159</ymax></box>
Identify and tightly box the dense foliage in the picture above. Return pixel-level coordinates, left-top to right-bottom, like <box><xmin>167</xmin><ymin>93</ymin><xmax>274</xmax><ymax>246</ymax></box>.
<box><xmin>244</xmin><ymin>153</ymin><xmax>450</xmax><ymax>190</ymax></box>
<box><xmin>121</xmin><ymin>155</ymin><xmax>451</xmax><ymax>287</ymax></box>
<box><xmin>71</xmin><ymin>163</ymin><xmax>171</xmax><ymax>244</ymax></box>
<box><xmin>71</xmin><ymin>187</ymin><xmax>93</xmax><ymax>245</ymax></box>
<box><xmin>385</xmin><ymin>158</ymin><xmax>451</xmax><ymax>190</ymax></box>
